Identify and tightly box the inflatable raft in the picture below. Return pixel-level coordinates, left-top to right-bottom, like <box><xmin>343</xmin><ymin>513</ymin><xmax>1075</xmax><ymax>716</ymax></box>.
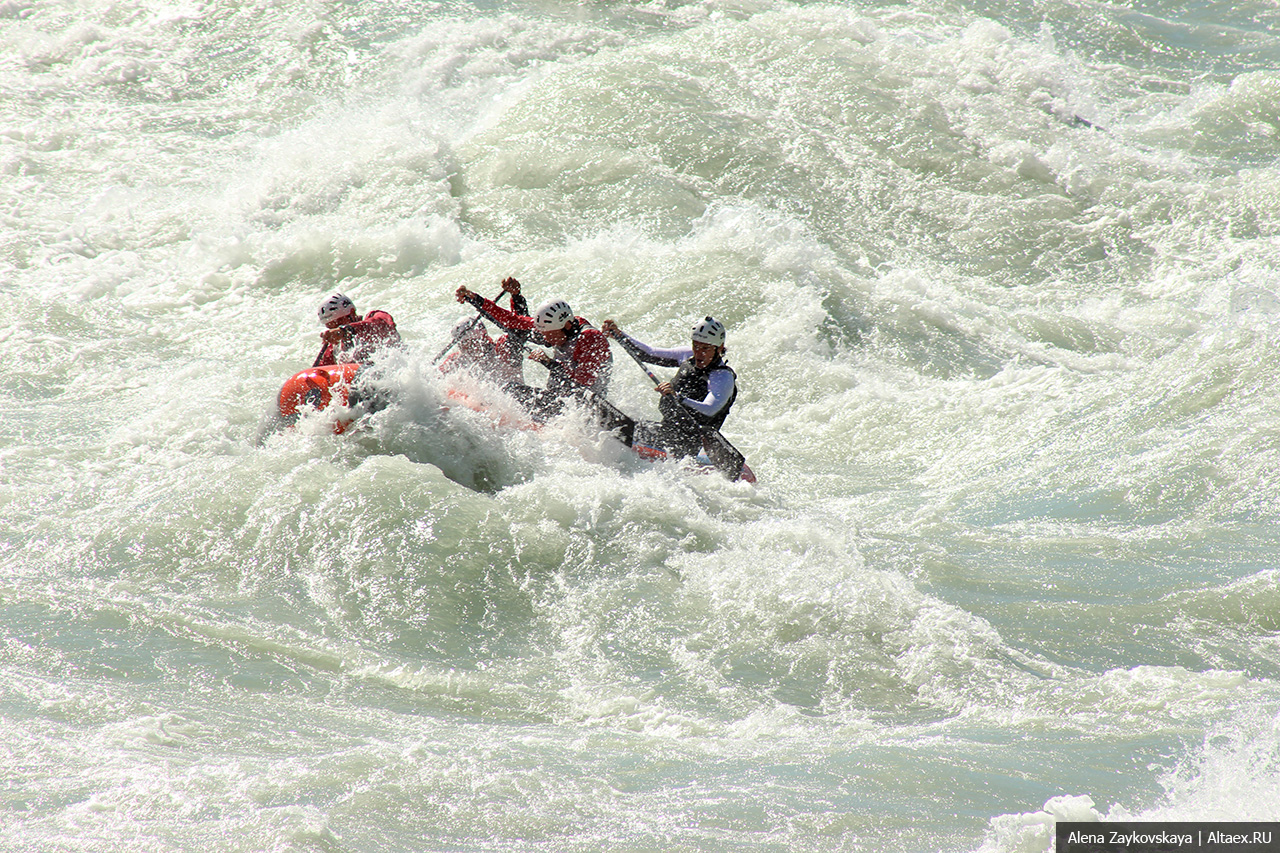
<box><xmin>275</xmin><ymin>362</ymin><xmax>363</xmax><ymax>433</ymax></box>
<box><xmin>630</xmin><ymin>423</ymin><xmax>756</xmax><ymax>484</ymax></box>
<box><xmin>268</xmin><ymin>363</ymin><xmax>755</xmax><ymax>483</ymax></box>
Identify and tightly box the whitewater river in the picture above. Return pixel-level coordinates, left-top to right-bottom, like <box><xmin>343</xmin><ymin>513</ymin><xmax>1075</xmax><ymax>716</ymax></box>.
<box><xmin>3</xmin><ymin>0</ymin><xmax>1279</xmax><ymax>850</ymax></box>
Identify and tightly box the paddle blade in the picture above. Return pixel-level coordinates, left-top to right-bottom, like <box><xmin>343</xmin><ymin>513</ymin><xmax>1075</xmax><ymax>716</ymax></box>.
<box><xmin>584</xmin><ymin>392</ymin><xmax>637</xmax><ymax>447</ymax></box>
<box><xmin>701</xmin><ymin>429</ymin><xmax>747</xmax><ymax>481</ymax></box>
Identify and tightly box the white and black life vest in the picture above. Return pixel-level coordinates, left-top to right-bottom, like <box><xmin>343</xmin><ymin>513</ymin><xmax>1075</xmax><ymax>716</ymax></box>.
<box><xmin>670</xmin><ymin>356</ymin><xmax>737</xmax><ymax>430</ymax></box>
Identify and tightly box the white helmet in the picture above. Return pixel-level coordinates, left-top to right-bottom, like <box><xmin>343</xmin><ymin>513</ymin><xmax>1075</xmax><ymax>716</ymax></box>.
<box><xmin>451</xmin><ymin>316</ymin><xmax>486</xmax><ymax>341</ymax></box>
<box><xmin>691</xmin><ymin>315</ymin><xmax>726</xmax><ymax>347</ymax></box>
<box><xmin>318</xmin><ymin>293</ymin><xmax>356</xmax><ymax>325</ymax></box>
<box><xmin>533</xmin><ymin>299</ymin><xmax>573</xmax><ymax>332</ymax></box>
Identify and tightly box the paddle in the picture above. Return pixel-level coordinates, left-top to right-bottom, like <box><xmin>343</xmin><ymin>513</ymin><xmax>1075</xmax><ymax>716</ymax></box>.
<box><xmin>579</xmin><ymin>388</ymin><xmax>637</xmax><ymax>447</ymax></box>
<box><xmin>433</xmin><ymin>286</ymin><xmax>508</xmax><ymax>365</ymax></box>
<box><xmin>506</xmin><ymin>331</ymin><xmax>638</xmax><ymax>445</ymax></box>
<box><xmin>606</xmin><ymin>330</ymin><xmax>747</xmax><ymax>481</ymax></box>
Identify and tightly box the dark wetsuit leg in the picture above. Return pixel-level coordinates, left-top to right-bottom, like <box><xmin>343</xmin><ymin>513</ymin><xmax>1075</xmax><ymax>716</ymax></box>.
<box><xmin>506</xmin><ymin>383</ymin><xmax>565</xmax><ymax>422</ymax></box>
<box><xmin>656</xmin><ymin>396</ymin><xmax>704</xmax><ymax>458</ymax></box>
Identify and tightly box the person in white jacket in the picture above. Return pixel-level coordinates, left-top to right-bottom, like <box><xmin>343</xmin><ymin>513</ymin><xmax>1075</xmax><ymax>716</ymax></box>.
<box><xmin>601</xmin><ymin>316</ymin><xmax>738</xmax><ymax>458</ymax></box>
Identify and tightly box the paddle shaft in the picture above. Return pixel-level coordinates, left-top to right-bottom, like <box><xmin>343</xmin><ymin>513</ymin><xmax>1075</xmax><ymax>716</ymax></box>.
<box><xmin>433</xmin><ymin>287</ymin><xmax>509</xmax><ymax>365</ymax></box>
<box><xmin>610</xmin><ymin>331</ymin><xmax>673</xmax><ymax>394</ymax></box>
<box><xmin>628</xmin><ymin>351</ymin><xmax>665</xmax><ymax>389</ymax></box>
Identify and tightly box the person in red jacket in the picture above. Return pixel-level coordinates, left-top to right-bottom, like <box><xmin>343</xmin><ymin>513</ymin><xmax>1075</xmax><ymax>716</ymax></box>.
<box><xmin>314</xmin><ymin>293</ymin><xmax>401</xmax><ymax>366</ymax></box>
<box><xmin>440</xmin><ymin>278</ymin><xmax>528</xmax><ymax>386</ymax></box>
<box><xmin>440</xmin><ymin>317</ymin><xmax>532</xmax><ymax>388</ymax></box>
<box><xmin>455</xmin><ymin>284</ymin><xmax>613</xmax><ymax>420</ymax></box>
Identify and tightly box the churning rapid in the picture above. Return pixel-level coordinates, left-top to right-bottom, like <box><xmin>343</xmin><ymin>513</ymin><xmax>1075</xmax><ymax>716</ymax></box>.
<box><xmin>3</xmin><ymin>0</ymin><xmax>1280</xmax><ymax>850</ymax></box>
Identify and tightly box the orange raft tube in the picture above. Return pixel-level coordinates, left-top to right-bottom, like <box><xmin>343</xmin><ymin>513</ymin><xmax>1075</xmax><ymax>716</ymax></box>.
<box><xmin>277</xmin><ymin>362</ymin><xmax>361</xmax><ymax>433</ymax></box>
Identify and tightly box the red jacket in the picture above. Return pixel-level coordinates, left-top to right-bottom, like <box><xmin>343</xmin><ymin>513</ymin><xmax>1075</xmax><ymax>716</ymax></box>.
<box><xmin>440</xmin><ymin>329</ymin><xmax>525</xmax><ymax>386</ymax></box>
<box><xmin>549</xmin><ymin>323</ymin><xmax>611</xmax><ymax>395</ymax></box>
<box><xmin>439</xmin><ymin>332</ymin><xmax>497</xmax><ymax>375</ymax></box>
<box><xmin>466</xmin><ymin>295</ymin><xmax>611</xmax><ymax>395</ymax></box>
<box><xmin>317</xmin><ymin>310</ymin><xmax>400</xmax><ymax>365</ymax></box>
<box><xmin>492</xmin><ymin>333</ymin><xmax>526</xmax><ymax>385</ymax></box>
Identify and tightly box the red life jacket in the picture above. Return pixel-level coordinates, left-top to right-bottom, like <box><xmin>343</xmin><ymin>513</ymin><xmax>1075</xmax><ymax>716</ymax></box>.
<box><xmin>317</xmin><ymin>310</ymin><xmax>400</xmax><ymax>365</ymax></box>
<box><xmin>468</xmin><ymin>296</ymin><xmax>611</xmax><ymax>394</ymax></box>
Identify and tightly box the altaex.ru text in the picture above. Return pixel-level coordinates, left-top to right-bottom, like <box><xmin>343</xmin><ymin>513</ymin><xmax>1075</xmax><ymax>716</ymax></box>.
<box><xmin>1205</xmin><ymin>832</ymin><xmax>1274</xmax><ymax>846</ymax></box>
